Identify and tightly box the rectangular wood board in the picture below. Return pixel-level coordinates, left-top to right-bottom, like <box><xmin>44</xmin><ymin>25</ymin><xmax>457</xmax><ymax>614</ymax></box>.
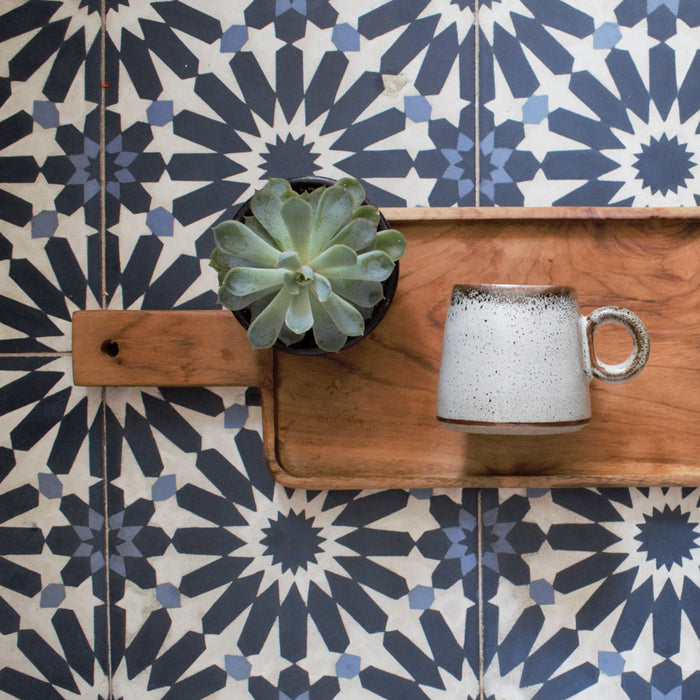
<box><xmin>73</xmin><ymin>207</ymin><xmax>700</xmax><ymax>488</ymax></box>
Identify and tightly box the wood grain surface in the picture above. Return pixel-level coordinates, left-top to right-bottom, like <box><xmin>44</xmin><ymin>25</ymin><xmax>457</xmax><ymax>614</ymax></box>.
<box><xmin>72</xmin><ymin>309</ymin><xmax>270</xmax><ymax>387</ymax></box>
<box><xmin>72</xmin><ymin>207</ymin><xmax>700</xmax><ymax>488</ymax></box>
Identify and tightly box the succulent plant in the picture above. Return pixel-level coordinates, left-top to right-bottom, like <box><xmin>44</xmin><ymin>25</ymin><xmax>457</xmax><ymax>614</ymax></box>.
<box><xmin>210</xmin><ymin>177</ymin><xmax>406</xmax><ymax>353</ymax></box>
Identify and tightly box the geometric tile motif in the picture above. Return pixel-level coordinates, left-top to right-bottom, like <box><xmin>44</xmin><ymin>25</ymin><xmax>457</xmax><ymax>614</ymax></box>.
<box><xmin>2</xmin><ymin>1</ymin><xmax>700</xmax><ymax>699</ymax></box>
<box><xmin>0</xmin><ymin>4</ymin><xmax>103</xmax><ymax>352</ymax></box>
<box><xmin>105</xmin><ymin>0</ymin><xmax>478</xmax><ymax>274</ymax></box>
<box><xmin>0</xmin><ymin>226</ymin><xmax>102</xmax><ymax>353</ymax></box>
<box><xmin>483</xmin><ymin>488</ymin><xmax>700</xmax><ymax>699</ymax></box>
<box><xmin>479</xmin><ymin>0</ymin><xmax>700</xmax><ymax>206</ymax></box>
<box><xmin>0</xmin><ymin>356</ymin><xmax>108</xmax><ymax>697</ymax></box>
<box><xmin>104</xmin><ymin>387</ymin><xmax>480</xmax><ymax>697</ymax></box>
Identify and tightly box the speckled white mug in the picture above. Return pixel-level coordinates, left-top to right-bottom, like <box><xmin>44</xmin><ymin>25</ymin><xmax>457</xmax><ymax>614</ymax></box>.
<box><xmin>436</xmin><ymin>284</ymin><xmax>650</xmax><ymax>434</ymax></box>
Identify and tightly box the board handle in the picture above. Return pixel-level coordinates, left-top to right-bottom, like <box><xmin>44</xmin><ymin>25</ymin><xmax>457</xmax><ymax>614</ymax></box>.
<box><xmin>72</xmin><ymin>310</ymin><xmax>269</xmax><ymax>387</ymax></box>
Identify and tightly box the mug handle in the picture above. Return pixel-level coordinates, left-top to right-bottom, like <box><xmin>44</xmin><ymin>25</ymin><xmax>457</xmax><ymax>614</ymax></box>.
<box><xmin>585</xmin><ymin>307</ymin><xmax>650</xmax><ymax>383</ymax></box>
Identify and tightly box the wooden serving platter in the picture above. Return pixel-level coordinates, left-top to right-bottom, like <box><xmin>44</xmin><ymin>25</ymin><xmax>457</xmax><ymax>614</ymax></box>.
<box><xmin>73</xmin><ymin>207</ymin><xmax>700</xmax><ymax>488</ymax></box>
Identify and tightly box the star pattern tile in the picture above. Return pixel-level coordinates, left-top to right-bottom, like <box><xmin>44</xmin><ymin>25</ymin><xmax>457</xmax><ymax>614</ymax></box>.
<box><xmin>0</xmin><ymin>1</ymin><xmax>699</xmax><ymax>698</ymax></box>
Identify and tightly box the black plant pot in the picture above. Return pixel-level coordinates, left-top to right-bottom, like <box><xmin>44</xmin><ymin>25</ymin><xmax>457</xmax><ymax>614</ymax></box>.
<box><xmin>230</xmin><ymin>176</ymin><xmax>399</xmax><ymax>355</ymax></box>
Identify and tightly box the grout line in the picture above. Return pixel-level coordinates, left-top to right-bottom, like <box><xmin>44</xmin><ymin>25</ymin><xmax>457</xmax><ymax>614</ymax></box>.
<box><xmin>474</xmin><ymin>0</ymin><xmax>480</xmax><ymax>207</ymax></box>
<box><xmin>1</xmin><ymin>352</ymin><xmax>72</xmax><ymax>357</ymax></box>
<box><xmin>100</xmin><ymin>2</ymin><xmax>107</xmax><ymax>312</ymax></box>
<box><xmin>101</xmin><ymin>385</ymin><xmax>113</xmax><ymax>698</ymax></box>
<box><xmin>477</xmin><ymin>488</ymin><xmax>484</xmax><ymax>700</ymax></box>
<box><xmin>475</xmin><ymin>4</ymin><xmax>483</xmax><ymax>693</ymax></box>
<box><xmin>99</xmin><ymin>3</ymin><xmax>114</xmax><ymax>698</ymax></box>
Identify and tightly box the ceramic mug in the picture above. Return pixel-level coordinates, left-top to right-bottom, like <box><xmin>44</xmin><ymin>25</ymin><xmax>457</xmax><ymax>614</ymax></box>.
<box><xmin>436</xmin><ymin>284</ymin><xmax>650</xmax><ymax>434</ymax></box>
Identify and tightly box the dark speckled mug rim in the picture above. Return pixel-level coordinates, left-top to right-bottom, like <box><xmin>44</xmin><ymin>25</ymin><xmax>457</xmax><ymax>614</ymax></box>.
<box><xmin>451</xmin><ymin>283</ymin><xmax>578</xmax><ymax>303</ymax></box>
<box><xmin>453</xmin><ymin>283</ymin><xmax>575</xmax><ymax>294</ymax></box>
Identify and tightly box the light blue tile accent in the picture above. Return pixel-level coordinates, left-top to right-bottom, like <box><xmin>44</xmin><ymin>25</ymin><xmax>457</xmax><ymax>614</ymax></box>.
<box><xmin>40</xmin><ymin>583</ymin><xmax>66</xmax><ymax>608</ymax></box>
<box><xmin>31</xmin><ymin>211</ymin><xmax>58</xmax><ymax>239</ymax></box>
<box><xmin>593</xmin><ymin>22</ymin><xmax>622</xmax><ymax>49</ymax></box>
<box><xmin>523</xmin><ymin>95</ymin><xmax>549</xmax><ymax>124</ymax></box>
<box><xmin>32</xmin><ymin>100</ymin><xmax>60</xmax><ymax>128</ymax></box>
<box><xmin>152</xmin><ymin>474</ymin><xmax>177</xmax><ymax>501</ymax></box>
<box><xmin>408</xmin><ymin>585</ymin><xmax>435</xmax><ymax>610</ymax></box>
<box><xmin>147</xmin><ymin>100</ymin><xmax>174</xmax><ymax>126</ymax></box>
<box><xmin>336</xmin><ymin>653</ymin><xmax>361</xmax><ymax>679</ymax></box>
<box><xmin>276</xmin><ymin>0</ymin><xmax>307</xmax><ymax>16</ymax></box>
<box><xmin>146</xmin><ymin>207</ymin><xmax>175</xmax><ymax>237</ymax></box>
<box><xmin>404</xmin><ymin>95</ymin><xmax>432</xmax><ymax>123</ymax></box>
<box><xmin>156</xmin><ymin>582</ymin><xmax>181</xmax><ymax>608</ymax></box>
<box><xmin>648</xmin><ymin>0</ymin><xmax>679</xmax><ymax>13</ymax></box>
<box><xmin>529</xmin><ymin>579</ymin><xmax>555</xmax><ymax>605</ymax></box>
<box><xmin>598</xmin><ymin>650</ymin><xmax>625</xmax><ymax>676</ymax></box>
<box><xmin>224</xmin><ymin>404</ymin><xmax>248</xmax><ymax>428</ymax></box>
<box><xmin>38</xmin><ymin>473</ymin><xmax>63</xmax><ymax>499</ymax></box>
<box><xmin>332</xmin><ymin>23</ymin><xmax>360</xmax><ymax>52</ymax></box>
<box><xmin>221</xmin><ymin>25</ymin><xmax>249</xmax><ymax>52</ymax></box>
<box><xmin>225</xmin><ymin>654</ymin><xmax>252</xmax><ymax>680</ymax></box>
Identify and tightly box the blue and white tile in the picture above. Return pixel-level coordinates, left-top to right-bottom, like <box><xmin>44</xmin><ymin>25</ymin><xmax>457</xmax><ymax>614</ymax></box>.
<box><xmin>0</xmin><ymin>2</ymin><xmax>104</xmax><ymax>352</ymax></box>
<box><xmin>53</xmin><ymin>2</ymin><xmax>480</xmax><ymax>696</ymax></box>
<box><xmin>0</xmin><ymin>355</ymin><xmax>108</xmax><ymax>697</ymax></box>
<box><xmin>103</xmin><ymin>385</ymin><xmax>479</xmax><ymax>697</ymax></box>
<box><xmin>101</xmin><ymin>0</ymin><xmax>476</xmax><ymax>303</ymax></box>
<box><xmin>477</xmin><ymin>5</ymin><xmax>700</xmax><ymax>695</ymax></box>
<box><xmin>482</xmin><ymin>488</ymin><xmax>700</xmax><ymax>699</ymax></box>
<box><xmin>4</xmin><ymin>2</ymin><xmax>699</xmax><ymax>699</ymax></box>
<box><xmin>478</xmin><ymin>0</ymin><xmax>700</xmax><ymax>206</ymax></box>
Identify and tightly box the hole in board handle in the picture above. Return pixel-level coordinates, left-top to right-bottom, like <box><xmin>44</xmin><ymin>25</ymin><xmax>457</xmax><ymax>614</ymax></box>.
<box><xmin>101</xmin><ymin>339</ymin><xmax>120</xmax><ymax>358</ymax></box>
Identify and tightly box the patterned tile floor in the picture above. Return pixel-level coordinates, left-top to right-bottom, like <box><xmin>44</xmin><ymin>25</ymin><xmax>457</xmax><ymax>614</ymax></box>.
<box><xmin>1</xmin><ymin>1</ymin><xmax>699</xmax><ymax>698</ymax></box>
